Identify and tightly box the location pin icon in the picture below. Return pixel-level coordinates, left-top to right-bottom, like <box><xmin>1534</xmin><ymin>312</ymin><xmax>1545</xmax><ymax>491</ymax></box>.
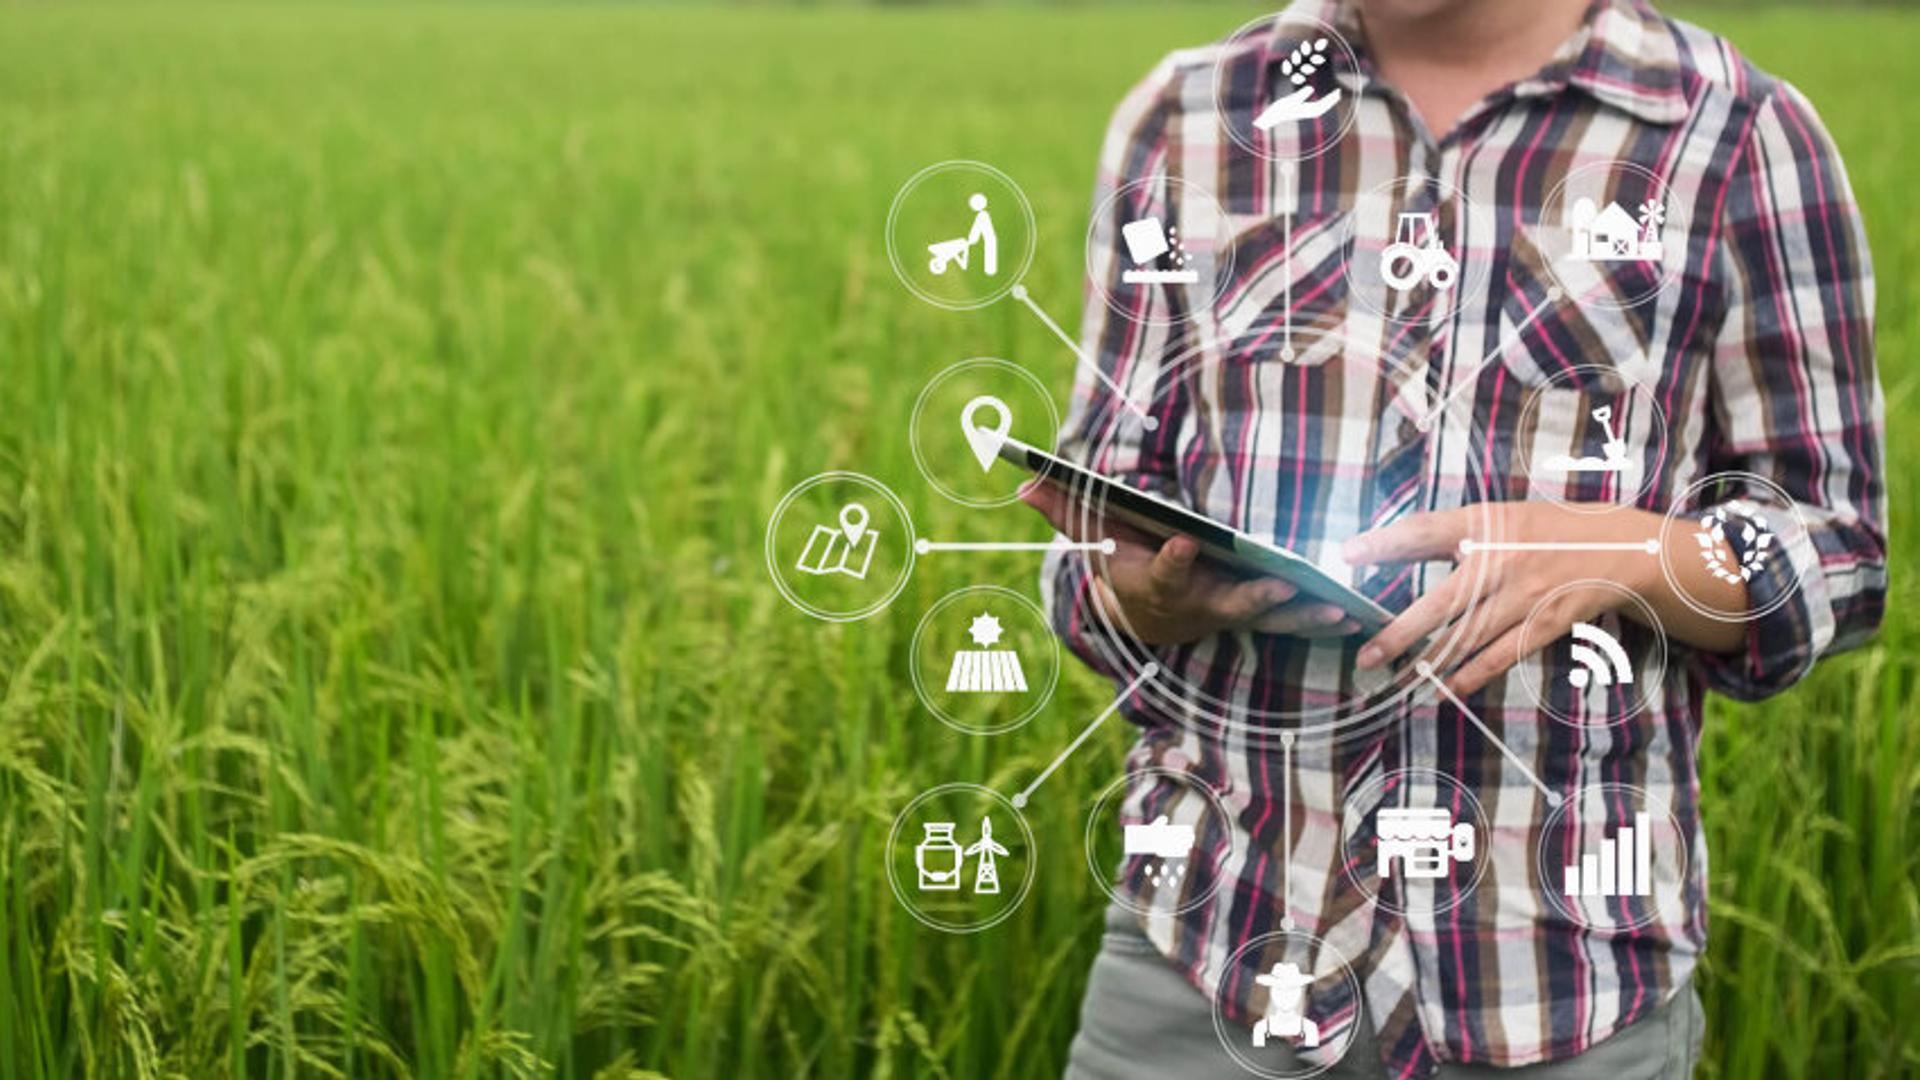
<box><xmin>960</xmin><ymin>395</ymin><xmax>1013</xmax><ymax>473</ymax></box>
<box><xmin>838</xmin><ymin>502</ymin><xmax>870</xmax><ymax>544</ymax></box>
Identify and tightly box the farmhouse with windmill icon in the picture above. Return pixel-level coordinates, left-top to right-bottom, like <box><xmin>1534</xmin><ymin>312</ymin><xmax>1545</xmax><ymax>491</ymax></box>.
<box><xmin>1567</xmin><ymin>195</ymin><xmax>1666</xmax><ymax>263</ymax></box>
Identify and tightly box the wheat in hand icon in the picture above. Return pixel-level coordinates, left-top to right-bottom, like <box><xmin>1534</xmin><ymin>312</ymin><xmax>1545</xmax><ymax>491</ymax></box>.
<box><xmin>1254</xmin><ymin>37</ymin><xmax>1343</xmax><ymax>130</ymax></box>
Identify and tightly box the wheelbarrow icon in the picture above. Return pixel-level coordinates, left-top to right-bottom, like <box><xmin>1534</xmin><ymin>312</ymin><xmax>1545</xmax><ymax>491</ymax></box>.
<box><xmin>927</xmin><ymin>237</ymin><xmax>974</xmax><ymax>275</ymax></box>
<box><xmin>926</xmin><ymin>192</ymin><xmax>999</xmax><ymax>277</ymax></box>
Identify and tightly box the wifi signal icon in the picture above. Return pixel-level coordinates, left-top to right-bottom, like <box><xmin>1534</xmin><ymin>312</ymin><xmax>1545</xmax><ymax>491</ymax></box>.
<box><xmin>1567</xmin><ymin>622</ymin><xmax>1634</xmax><ymax>689</ymax></box>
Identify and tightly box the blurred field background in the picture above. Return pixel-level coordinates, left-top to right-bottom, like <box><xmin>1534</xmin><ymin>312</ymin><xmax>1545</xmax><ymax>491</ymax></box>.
<box><xmin>0</xmin><ymin>3</ymin><xmax>1914</xmax><ymax>1077</ymax></box>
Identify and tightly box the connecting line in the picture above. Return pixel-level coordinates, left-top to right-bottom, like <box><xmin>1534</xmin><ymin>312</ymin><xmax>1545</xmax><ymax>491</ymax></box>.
<box><xmin>914</xmin><ymin>539</ymin><xmax>1116</xmax><ymax>555</ymax></box>
<box><xmin>1415</xmin><ymin>662</ymin><xmax>1562</xmax><ymax>807</ymax></box>
<box><xmin>1459</xmin><ymin>539</ymin><xmax>1660</xmax><ymax>555</ymax></box>
<box><xmin>1280</xmin><ymin>731</ymin><xmax>1296</xmax><ymax>931</ymax></box>
<box><xmin>1415</xmin><ymin>286</ymin><xmax>1563</xmax><ymax>432</ymax></box>
<box><xmin>1011</xmin><ymin>664</ymin><xmax>1158</xmax><ymax>809</ymax></box>
<box><xmin>1281</xmin><ymin>163</ymin><xmax>1295</xmax><ymax>361</ymax></box>
<box><xmin>1009</xmin><ymin>283</ymin><xmax>1158</xmax><ymax>431</ymax></box>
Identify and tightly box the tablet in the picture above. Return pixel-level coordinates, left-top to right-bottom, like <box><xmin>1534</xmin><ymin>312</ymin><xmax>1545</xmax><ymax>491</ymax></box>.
<box><xmin>1001</xmin><ymin>436</ymin><xmax>1393</xmax><ymax>633</ymax></box>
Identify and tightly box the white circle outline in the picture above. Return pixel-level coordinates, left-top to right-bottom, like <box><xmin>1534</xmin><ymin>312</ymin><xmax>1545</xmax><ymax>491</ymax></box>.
<box><xmin>1067</xmin><ymin>328</ymin><xmax>1505</xmax><ymax>748</ymax></box>
<box><xmin>1210</xmin><ymin>927</ymin><xmax>1362</xmax><ymax>1078</ymax></box>
<box><xmin>1210</xmin><ymin>12</ymin><xmax>1363</xmax><ymax>165</ymax></box>
<box><xmin>1538</xmin><ymin>160</ymin><xmax>1682</xmax><ymax>312</ymax></box>
<box><xmin>763</xmin><ymin>471</ymin><xmax>916</xmax><ymax>622</ymax></box>
<box><xmin>1534</xmin><ymin>782</ymin><xmax>1688</xmax><ymax>932</ymax></box>
<box><xmin>885</xmin><ymin>160</ymin><xmax>1036</xmax><ymax>312</ymax></box>
<box><xmin>884</xmin><ymin>783</ymin><xmax>1037</xmax><ymax>934</ymax></box>
<box><xmin>1338</xmin><ymin>174</ymin><xmax>1490</xmax><ymax>328</ymax></box>
<box><xmin>907</xmin><ymin>357</ymin><xmax>1061</xmax><ymax>508</ymax></box>
<box><xmin>1656</xmin><ymin>470</ymin><xmax>1808</xmax><ymax>623</ymax></box>
<box><xmin>908</xmin><ymin>586</ymin><xmax>1061</xmax><ymax>736</ymax></box>
<box><xmin>1514</xmin><ymin>579</ymin><xmax>1669</xmax><ymax>729</ymax></box>
<box><xmin>1337</xmin><ymin>766</ymin><xmax>1490</xmax><ymax>917</ymax></box>
<box><xmin>1512</xmin><ymin>364</ymin><xmax>1670</xmax><ymax>514</ymax></box>
<box><xmin>1081</xmin><ymin>766</ymin><xmax>1235</xmax><ymax>918</ymax></box>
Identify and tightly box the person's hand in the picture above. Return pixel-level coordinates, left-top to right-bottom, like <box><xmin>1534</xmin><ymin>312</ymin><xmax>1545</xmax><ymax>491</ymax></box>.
<box><xmin>1020</xmin><ymin>481</ymin><xmax>1360</xmax><ymax>646</ymax></box>
<box><xmin>1343</xmin><ymin>501</ymin><xmax>1693</xmax><ymax>697</ymax></box>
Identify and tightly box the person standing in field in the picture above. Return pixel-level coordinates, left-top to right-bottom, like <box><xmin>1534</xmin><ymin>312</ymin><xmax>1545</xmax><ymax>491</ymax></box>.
<box><xmin>1025</xmin><ymin>0</ymin><xmax>1884</xmax><ymax>1075</ymax></box>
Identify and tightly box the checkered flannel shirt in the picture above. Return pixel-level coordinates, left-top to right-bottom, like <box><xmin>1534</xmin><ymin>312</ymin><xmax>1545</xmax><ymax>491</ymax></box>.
<box><xmin>1042</xmin><ymin>0</ymin><xmax>1883</xmax><ymax>1073</ymax></box>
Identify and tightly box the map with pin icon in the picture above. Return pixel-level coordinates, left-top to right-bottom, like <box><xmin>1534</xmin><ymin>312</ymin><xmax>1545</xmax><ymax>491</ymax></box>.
<box><xmin>795</xmin><ymin>503</ymin><xmax>880</xmax><ymax>579</ymax></box>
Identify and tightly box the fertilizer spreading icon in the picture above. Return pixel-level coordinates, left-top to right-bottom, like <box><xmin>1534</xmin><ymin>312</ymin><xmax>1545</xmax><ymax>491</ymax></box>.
<box><xmin>1567</xmin><ymin>621</ymin><xmax>1634</xmax><ymax>689</ymax></box>
<box><xmin>1119</xmin><ymin>217</ymin><xmax>1199</xmax><ymax>284</ymax></box>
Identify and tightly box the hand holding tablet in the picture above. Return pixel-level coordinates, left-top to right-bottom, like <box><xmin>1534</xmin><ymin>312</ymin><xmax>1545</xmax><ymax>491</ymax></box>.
<box><xmin>1019</xmin><ymin>481</ymin><xmax>1365</xmax><ymax>645</ymax></box>
<box><xmin>1002</xmin><ymin>435</ymin><xmax>1389</xmax><ymax>642</ymax></box>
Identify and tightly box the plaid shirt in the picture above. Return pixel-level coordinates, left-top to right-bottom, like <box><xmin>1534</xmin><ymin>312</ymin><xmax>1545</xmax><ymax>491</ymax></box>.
<box><xmin>1043</xmin><ymin>1</ymin><xmax>1883</xmax><ymax>1074</ymax></box>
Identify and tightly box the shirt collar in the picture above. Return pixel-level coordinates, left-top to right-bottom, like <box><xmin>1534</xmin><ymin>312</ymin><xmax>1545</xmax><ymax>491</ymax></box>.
<box><xmin>1267</xmin><ymin>0</ymin><xmax>1691</xmax><ymax>128</ymax></box>
<box><xmin>1529</xmin><ymin>0</ymin><xmax>1691</xmax><ymax>125</ymax></box>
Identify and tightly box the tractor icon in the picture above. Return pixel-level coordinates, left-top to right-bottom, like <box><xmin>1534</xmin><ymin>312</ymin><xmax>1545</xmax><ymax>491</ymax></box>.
<box><xmin>1380</xmin><ymin>211</ymin><xmax>1458</xmax><ymax>292</ymax></box>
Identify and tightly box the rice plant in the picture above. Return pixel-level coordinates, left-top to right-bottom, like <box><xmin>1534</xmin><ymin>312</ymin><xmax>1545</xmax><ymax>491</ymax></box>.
<box><xmin>0</xmin><ymin>4</ymin><xmax>1912</xmax><ymax>1077</ymax></box>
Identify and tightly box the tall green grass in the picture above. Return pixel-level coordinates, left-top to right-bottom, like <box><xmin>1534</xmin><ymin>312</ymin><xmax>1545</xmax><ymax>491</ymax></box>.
<box><xmin>0</xmin><ymin>4</ymin><xmax>1913</xmax><ymax>1077</ymax></box>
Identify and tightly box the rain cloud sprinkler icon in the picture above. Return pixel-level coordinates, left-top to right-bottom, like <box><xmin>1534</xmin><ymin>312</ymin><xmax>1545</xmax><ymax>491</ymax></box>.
<box><xmin>1123</xmin><ymin>815</ymin><xmax>1196</xmax><ymax>889</ymax></box>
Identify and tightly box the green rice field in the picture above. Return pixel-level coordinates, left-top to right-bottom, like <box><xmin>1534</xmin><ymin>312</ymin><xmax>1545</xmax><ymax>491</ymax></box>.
<box><xmin>0</xmin><ymin>3</ymin><xmax>1915</xmax><ymax>1077</ymax></box>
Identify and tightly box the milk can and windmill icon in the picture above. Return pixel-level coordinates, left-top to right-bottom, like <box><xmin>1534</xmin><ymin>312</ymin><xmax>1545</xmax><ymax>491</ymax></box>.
<box><xmin>916</xmin><ymin>816</ymin><xmax>1011</xmax><ymax>895</ymax></box>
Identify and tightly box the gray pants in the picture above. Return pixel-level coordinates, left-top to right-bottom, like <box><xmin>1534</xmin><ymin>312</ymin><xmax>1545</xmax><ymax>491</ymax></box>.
<box><xmin>1068</xmin><ymin>905</ymin><xmax>1703</xmax><ymax>1079</ymax></box>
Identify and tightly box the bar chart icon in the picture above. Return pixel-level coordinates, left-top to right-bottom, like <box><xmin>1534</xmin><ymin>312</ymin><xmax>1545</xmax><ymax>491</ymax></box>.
<box><xmin>1562</xmin><ymin>811</ymin><xmax>1653</xmax><ymax>898</ymax></box>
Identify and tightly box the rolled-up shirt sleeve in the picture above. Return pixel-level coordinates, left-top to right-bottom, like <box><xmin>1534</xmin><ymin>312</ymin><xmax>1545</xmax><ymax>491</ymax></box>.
<box><xmin>1691</xmin><ymin>82</ymin><xmax>1886</xmax><ymax>700</ymax></box>
<box><xmin>1041</xmin><ymin>56</ymin><xmax>1195</xmax><ymax>682</ymax></box>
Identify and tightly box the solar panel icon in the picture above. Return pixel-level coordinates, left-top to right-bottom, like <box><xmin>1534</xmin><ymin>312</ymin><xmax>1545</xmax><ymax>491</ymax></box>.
<box><xmin>944</xmin><ymin>613</ymin><xmax>1028</xmax><ymax>693</ymax></box>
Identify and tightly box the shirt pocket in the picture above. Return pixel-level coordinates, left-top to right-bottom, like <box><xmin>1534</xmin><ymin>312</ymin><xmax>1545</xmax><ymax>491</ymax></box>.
<box><xmin>1173</xmin><ymin>210</ymin><xmax>1395</xmax><ymax>568</ymax></box>
<box><xmin>1211</xmin><ymin>210</ymin><xmax>1352</xmax><ymax>366</ymax></box>
<box><xmin>1485</xmin><ymin>226</ymin><xmax>1671</xmax><ymax>508</ymax></box>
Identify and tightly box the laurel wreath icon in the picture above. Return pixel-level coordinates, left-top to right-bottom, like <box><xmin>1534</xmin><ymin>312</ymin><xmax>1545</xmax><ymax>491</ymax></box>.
<box><xmin>1693</xmin><ymin>507</ymin><xmax>1775</xmax><ymax>585</ymax></box>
